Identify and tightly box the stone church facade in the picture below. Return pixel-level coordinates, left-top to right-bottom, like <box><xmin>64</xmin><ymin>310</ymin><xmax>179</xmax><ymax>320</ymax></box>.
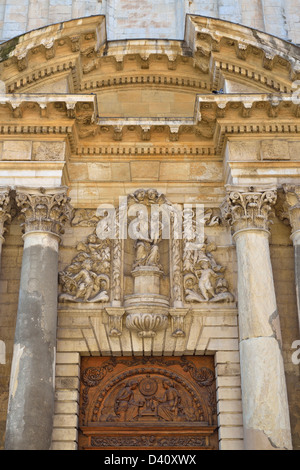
<box><xmin>0</xmin><ymin>1</ymin><xmax>300</xmax><ymax>451</ymax></box>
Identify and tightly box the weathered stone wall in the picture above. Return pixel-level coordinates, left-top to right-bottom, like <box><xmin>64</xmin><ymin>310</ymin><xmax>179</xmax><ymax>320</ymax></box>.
<box><xmin>0</xmin><ymin>0</ymin><xmax>299</xmax><ymax>44</ymax></box>
<box><xmin>0</xmin><ymin>219</ymin><xmax>23</xmax><ymax>449</ymax></box>
<box><xmin>270</xmin><ymin>218</ymin><xmax>300</xmax><ymax>450</ymax></box>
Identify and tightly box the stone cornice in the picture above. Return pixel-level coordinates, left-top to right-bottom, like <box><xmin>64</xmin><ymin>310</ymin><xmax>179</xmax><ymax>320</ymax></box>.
<box><xmin>220</xmin><ymin>185</ymin><xmax>277</xmax><ymax>234</ymax></box>
<box><xmin>0</xmin><ymin>93</ymin><xmax>299</xmax><ymax>157</ymax></box>
<box><xmin>0</xmin><ymin>15</ymin><xmax>299</xmax><ymax>98</ymax></box>
<box><xmin>186</xmin><ymin>15</ymin><xmax>300</xmax><ymax>80</ymax></box>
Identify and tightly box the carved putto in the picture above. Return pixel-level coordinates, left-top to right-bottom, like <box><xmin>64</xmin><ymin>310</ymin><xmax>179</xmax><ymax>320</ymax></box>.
<box><xmin>59</xmin><ymin>231</ymin><xmax>110</xmax><ymax>303</ymax></box>
<box><xmin>183</xmin><ymin>233</ymin><xmax>234</xmax><ymax>303</ymax></box>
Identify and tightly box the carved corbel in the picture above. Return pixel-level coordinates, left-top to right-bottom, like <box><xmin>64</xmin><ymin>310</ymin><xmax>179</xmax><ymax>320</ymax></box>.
<box><xmin>268</xmin><ymin>96</ymin><xmax>281</xmax><ymax>118</ymax></box>
<box><xmin>39</xmin><ymin>103</ymin><xmax>48</xmax><ymax>118</ymax></box>
<box><xmin>141</xmin><ymin>126</ymin><xmax>151</xmax><ymax>141</ymax></box>
<box><xmin>11</xmin><ymin>102</ymin><xmax>23</xmax><ymax>118</ymax></box>
<box><xmin>263</xmin><ymin>52</ymin><xmax>275</xmax><ymax>70</ymax></box>
<box><xmin>216</xmin><ymin>102</ymin><xmax>226</xmax><ymax>118</ymax></box>
<box><xmin>235</xmin><ymin>42</ymin><xmax>248</xmax><ymax>60</ymax></box>
<box><xmin>169</xmin><ymin>126</ymin><xmax>179</xmax><ymax>141</ymax></box>
<box><xmin>241</xmin><ymin>102</ymin><xmax>253</xmax><ymax>118</ymax></box>
<box><xmin>70</xmin><ymin>35</ymin><xmax>81</xmax><ymax>52</ymax></box>
<box><xmin>105</xmin><ymin>308</ymin><xmax>125</xmax><ymax>337</ymax></box>
<box><xmin>41</xmin><ymin>39</ymin><xmax>56</xmax><ymax>60</ymax></box>
<box><xmin>16</xmin><ymin>50</ymin><xmax>28</xmax><ymax>71</ymax></box>
<box><xmin>66</xmin><ymin>102</ymin><xmax>77</xmax><ymax>119</ymax></box>
<box><xmin>169</xmin><ymin>308</ymin><xmax>189</xmax><ymax>337</ymax></box>
<box><xmin>113</xmin><ymin>126</ymin><xmax>123</xmax><ymax>141</ymax></box>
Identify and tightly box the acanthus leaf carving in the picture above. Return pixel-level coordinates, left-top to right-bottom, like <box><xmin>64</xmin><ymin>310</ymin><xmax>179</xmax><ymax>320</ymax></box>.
<box><xmin>15</xmin><ymin>186</ymin><xmax>73</xmax><ymax>235</ymax></box>
<box><xmin>221</xmin><ymin>186</ymin><xmax>277</xmax><ymax>233</ymax></box>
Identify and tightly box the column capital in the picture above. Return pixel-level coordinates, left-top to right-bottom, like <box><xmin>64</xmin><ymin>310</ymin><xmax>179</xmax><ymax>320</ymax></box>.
<box><xmin>0</xmin><ymin>186</ymin><xmax>11</xmax><ymax>240</ymax></box>
<box><xmin>277</xmin><ymin>184</ymin><xmax>300</xmax><ymax>239</ymax></box>
<box><xmin>15</xmin><ymin>186</ymin><xmax>73</xmax><ymax>236</ymax></box>
<box><xmin>221</xmin><ymin>185</ymin><xmax>277</xmax><ymax>235</ymax></box>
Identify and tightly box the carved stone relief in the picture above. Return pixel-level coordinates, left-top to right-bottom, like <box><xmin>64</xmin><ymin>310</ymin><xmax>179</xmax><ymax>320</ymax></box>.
<box><xmin>60</xmin><ymin>189</ymin><xmax>234</xmax><ymax>335</ymax></box>
<box><xmin>183</xmin><ymin>235</ymin><xmax>234</xmax><ymax>303</ymax></box>
<box><xmin>59</xmin><ymin>232</ymin><xmax>111</xmax><ymax>303</ymax></box>
<box><xmin>78</xmin><ymin>356</ymin><xmax>218</xmax><ymax>450</ymax></box>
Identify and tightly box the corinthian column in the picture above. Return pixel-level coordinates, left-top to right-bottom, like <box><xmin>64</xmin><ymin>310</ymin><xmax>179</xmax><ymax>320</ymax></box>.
<box><xmin>221</xmin><ymin>185</ymin><xmax>292</xmax><ymax>450</ymax></box>
<box><xmin>280</xmin><ymin>184</ymin><xmax>300</xmax><ymax>333</ymax></box>
<box><xmin>0</xmin><ymin>187</ymin><xmax>11</xmax><ymax>268</ymax></box>
<box><xmin>5</xmin><ymin>187</ymin><xmax>72</xmax><ymax>450</ymax></box>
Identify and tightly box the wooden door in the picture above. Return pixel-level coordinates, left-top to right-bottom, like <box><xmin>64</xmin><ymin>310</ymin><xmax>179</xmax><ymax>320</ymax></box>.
<box><xmin>78</xmin><ymin>356</ymin><xmax>218</xmax><ymax>450</ymax></box>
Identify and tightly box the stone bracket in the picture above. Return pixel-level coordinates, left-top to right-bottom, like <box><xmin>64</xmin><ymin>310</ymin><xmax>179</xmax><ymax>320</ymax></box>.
<box><xmin>105</xmin><ymin>307</ymin><xmax>125</xmax><ymax>337</ymax></box>
<box><xmin>169</xmin><ymin>307</ymin><xmax>189</xmax><ymax>337</ymax></box>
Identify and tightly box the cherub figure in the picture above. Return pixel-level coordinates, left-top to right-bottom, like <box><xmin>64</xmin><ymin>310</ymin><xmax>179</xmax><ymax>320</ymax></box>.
<box><xmin>196</xmin><ymin>260</ymin><xmax>219</xmax><ymax>301</ymax></box>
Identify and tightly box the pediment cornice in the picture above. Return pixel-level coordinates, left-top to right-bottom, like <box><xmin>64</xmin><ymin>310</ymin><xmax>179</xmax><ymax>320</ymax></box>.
<box><xmin>0</xmin><ymin>15</ymin><xmax>299</xmax><ymax>96</ymax></box>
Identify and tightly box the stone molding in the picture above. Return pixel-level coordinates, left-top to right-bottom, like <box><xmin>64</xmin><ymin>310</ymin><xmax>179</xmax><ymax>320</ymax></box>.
<box><xmin>221</xmin><ymin>185</ymin><xmax>277</xmax><ymax>234</ymax></box>
<box><xmin>15</xmin><ymin>186</ymin><xmax>73</xmax><ymax>236</ymax></box>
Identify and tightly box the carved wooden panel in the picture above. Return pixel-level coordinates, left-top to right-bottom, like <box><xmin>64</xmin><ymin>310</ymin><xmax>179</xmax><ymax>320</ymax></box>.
<box><xmin>78</xmin><ymin>356</ymin><xmax>218</xmax><ymax>450</ymax></box>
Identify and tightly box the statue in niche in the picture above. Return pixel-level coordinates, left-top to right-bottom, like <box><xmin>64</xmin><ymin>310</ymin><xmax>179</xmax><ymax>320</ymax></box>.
<box><xmin>128</xmin><ymin>190</ymin><xmax>165</xmax><ymax>271</ymax></box>
<box><xmin>59</xmin><ymin>231</ymin><xmax>110</xmax><ymax>303</ymax></box>
<box><xmin>132</xmin><ymin>211</ymin><xmax>162</xmax><ymax>270</ymax></box>
<box><xmin>183</xmin><ymin>233</ymin><xmax>234</xmax><ymax>303</ymax></box>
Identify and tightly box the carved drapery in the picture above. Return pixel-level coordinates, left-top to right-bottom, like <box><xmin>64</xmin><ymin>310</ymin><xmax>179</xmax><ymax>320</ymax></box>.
<box><xmin>78</xmin><ymin>356</ymin><xmax>218</xmax><ymax>450</ymax></box>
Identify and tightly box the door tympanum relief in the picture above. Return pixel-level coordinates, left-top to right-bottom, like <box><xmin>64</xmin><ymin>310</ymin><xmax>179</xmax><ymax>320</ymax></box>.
<box><xmin>78</xmin><ymin>356</ymin><xmax>218</xmax><ymax>450</ymax></box>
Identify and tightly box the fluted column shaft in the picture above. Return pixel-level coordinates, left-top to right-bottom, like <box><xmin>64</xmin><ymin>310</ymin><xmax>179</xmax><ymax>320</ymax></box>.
<box><xmin>5</xmin><ymin>187</ymin><xmax>72</xmax><ymax>450</ymax></box>
<box><xmin>221</xmin><ymin>186</ymin><xmax>292</xmax><ymax>450</ymax></box>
